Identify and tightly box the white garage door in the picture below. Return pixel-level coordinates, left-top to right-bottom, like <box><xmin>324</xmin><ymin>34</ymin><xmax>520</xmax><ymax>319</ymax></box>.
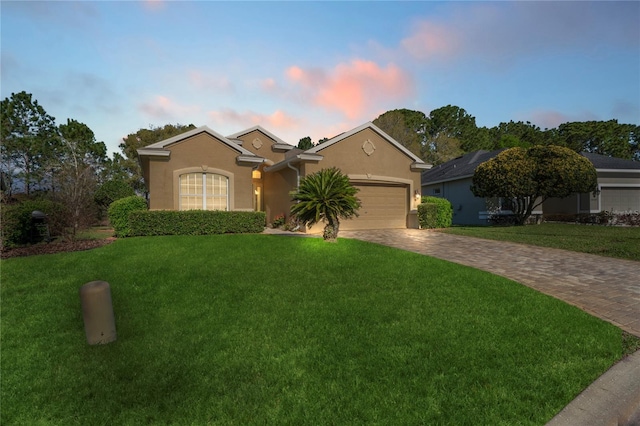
<box><xmin>341</xmin><ymin>184</ymin><xmax>408</xmax><ymax>230</ymax></box>
<box><xmin>601</xmin><ymin>187</ymin><xmax>640</xmax><ymax>212</ymax></box>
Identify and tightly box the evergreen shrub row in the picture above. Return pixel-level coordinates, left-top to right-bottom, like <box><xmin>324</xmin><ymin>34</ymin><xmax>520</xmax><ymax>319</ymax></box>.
<box><xmin>128</xmin><ymin>210</ymin><xmax>266</xmax><ymax>236</ymax></box>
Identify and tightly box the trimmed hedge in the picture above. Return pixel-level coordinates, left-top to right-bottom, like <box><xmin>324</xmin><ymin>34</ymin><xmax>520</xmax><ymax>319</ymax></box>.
<box><xmin>417</xmin><ymin>203</ymin><xmax>438</xmax><ymax>229</ymax></box>
<box><xmin>1</xmin><ymin>199</ymin><xmax>65</xmax><ymax>247</ymax></box>
<box><xmin>128</xmin><ymin>210</ymin><xmax>266</xmax><ymax>236</ymax></box>
<box><xmin>108</xmin><ymin>196</ymin><xmax>148</xmax><ymax>237</ymax></box>
<box><xmin>419</xmin><ymin>196</ymin><xmax>453</xmax><ymax>228</ymax></box>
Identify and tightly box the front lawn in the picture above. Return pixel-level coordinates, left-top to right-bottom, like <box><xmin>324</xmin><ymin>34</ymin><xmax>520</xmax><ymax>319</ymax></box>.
<box><xmin>443</xmin><ymin>223</ymin><xmax>640</xmax><ymax>261</ymax></box>
<box><xmin>1</xmin><ymin>235</ymin><xmax>627</xmax><ymax>425</ymax></box>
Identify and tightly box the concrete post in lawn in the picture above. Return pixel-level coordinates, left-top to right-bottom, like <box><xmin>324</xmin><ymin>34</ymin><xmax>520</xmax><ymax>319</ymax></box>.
<box><xmin>80</xmin><ymin>281</ymin><xmax>117</xmax><ymax>345</ymax></box>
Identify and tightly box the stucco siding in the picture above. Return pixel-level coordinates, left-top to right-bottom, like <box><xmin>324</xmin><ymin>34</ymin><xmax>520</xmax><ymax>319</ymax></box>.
<box><xmin>233</xmin><ymin>129</ymin><xmax>288</xmax><ymax>164</ymax></box>
<box><xmin>264</xmin><ymin>167</ymin><xmax>297</xmax><ymax>225</ymax></box>
<box><xmin>147</xmin><ymin>133</ymin><xmax>254</xmax><ymax>211</ymax></box>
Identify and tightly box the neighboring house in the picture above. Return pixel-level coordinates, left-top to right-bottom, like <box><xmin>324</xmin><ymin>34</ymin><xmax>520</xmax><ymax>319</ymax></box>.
<box><xmin>421</xmin><ymin>149</ymin><xmax>640</xmax><ymax>225</ymax></box>
<box><xmin>544</xmin><ymin>152</ymin><xmax>640</xmax><ymax>215</ymax></box>
<box><xmin>137</xmin><ymin>122</ymin><xmax>431</xmax><ymax>232</ymax></box>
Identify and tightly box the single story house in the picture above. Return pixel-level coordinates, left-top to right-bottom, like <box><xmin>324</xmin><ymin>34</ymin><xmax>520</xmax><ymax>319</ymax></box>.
<box><xmin>137</xmin><ymin>122</ymin><xmax>431</xmax><ymax>232</ymax></box>
<box><xmin>421</xmin><ymin>150</ymin><xmax>640</xmax><ymax>225</ymax></box>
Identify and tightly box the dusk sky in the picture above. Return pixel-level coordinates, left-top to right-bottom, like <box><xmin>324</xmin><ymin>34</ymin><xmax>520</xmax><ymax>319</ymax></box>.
<box><xmin>2</xmin><ymin>1</ymin><xmax>638</xmax><ymax>156</ymax></box>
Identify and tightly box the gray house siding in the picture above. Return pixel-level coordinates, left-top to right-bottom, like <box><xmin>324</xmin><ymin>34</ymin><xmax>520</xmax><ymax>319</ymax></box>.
<box><xmin>423</xmin><ymin>177</ymin><xmax>490</xmax><ymax>225</ymax></box>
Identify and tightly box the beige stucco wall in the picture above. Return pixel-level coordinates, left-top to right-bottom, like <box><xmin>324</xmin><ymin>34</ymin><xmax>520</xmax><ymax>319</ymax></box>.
<box><xmin>233</xmin><ymin>130</ymin><xmax>289</xmax><ymax>165</ymax></box>
<box><xmin>145</xmin><ymin>132</ymin><xmax>255</xmax><ymax>211</ymax></box>
<box><xmin>303</xmin><ymin>128</ymin><xmax>421</xmax><ymax>208</ymax></box>
<box><xmin>263</xmin><ymin>167</ymin><xmax>298</xmax><ymax>225</ymax></box>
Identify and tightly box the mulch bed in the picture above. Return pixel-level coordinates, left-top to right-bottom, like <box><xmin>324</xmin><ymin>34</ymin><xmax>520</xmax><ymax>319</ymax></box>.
<box><xmin>1</xmin><ymin>238</ymin><xmax>116</xmax><ymax>259</ymax></box>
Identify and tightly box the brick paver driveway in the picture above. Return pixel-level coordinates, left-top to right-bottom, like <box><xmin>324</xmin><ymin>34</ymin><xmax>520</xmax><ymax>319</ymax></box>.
<box><xmin>340</xmin><ymin>229</ymin><xmax>640</xmax><ymax>337</ymax></box>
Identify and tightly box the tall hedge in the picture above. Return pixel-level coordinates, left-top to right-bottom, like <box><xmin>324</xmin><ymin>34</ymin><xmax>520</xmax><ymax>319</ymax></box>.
<box><xmin>128</xmin><ymin>210</ymin><xmax>266</xmax><ymax>236</ymax></box>
<box><xmin>419</xmin><ymin>196</ymin><xmax>453</xmax><ymax>228</ymax></box>
<box><xmin>107</xmin><ymin>196</ymin><xmax>147</xmax><ymax>237</ymax></box>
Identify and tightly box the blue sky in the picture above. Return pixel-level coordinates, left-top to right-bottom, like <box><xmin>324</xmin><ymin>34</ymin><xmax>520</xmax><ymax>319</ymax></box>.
<box><xmin>2</xmin><ymin>1</ymin><xmax>638</xmax><ymax>156</ymax></box>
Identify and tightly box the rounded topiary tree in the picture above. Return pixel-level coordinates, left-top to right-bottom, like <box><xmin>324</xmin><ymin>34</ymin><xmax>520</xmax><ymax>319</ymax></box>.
<box><xmin>471</xmin><ymin>145</ymin><xmax>597</xmax><ymax>225</ymax></box>
<box><xmin>290</xmin><ymin>167</ymin><xmax>361</xmax><ymax>242</ymax></box>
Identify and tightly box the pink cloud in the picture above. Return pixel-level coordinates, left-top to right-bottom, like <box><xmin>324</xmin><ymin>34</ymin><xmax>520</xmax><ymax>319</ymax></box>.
<box><xmin>401</xmin><ymin>2</ymin><xmax>639</xmax><ymax>65</ymax></box>
<box><xmin>528</xmin><ymin>109</ymin><xmax>600</xmax><ymax>130</ymax></box>
<box><xmin>209</xmin><ymin>108</ymin><xmax>299</xmax><ymax>130</ymax></box>
<box><xmin>401</xmin><ymin>21</ymin><xmax>460</xmax><ymax>61</ymax></box>
<box><xmin>143</xmin><ymin>0</ymin><xmax>165</xmax><ymax>11</ymax></box>
<box><xmin>285</xmin><ymin>59</ymin><xmax>414</xmax><ymax>120</ymax></box>
<box><xmin>139</xmin><ymin>95</ymin><xmax>200</xmax><ymax>120</ymax></box>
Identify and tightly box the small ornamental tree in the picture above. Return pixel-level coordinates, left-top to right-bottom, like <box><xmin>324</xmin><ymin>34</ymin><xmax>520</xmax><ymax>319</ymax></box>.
<box><xmin>471</xmin><ymin>145</ymin><xmax>597</xmax><ymax>225</ymax></box>
<box><xmin>290</xmin><ymin>167</ymin><xmax>361</xmax><ymax>242</ymax></box>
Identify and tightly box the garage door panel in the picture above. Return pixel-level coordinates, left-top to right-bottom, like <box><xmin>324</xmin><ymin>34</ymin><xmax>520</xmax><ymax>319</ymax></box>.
<box><xmin>341</xmin><ymin>184</ymin><xmax>408</xmax><ymax>230</ymax></box>
<box><xmin>601</xmin><ymin>188</ymin><xmax>640</xmax><ymax>212</ymax></box>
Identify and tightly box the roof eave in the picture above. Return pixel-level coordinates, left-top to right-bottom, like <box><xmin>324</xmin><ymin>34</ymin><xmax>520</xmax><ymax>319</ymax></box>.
<box><xmin>411</xmin><ymin>162</ymin><xmax>432</xmax><ymax>171</ymax></box>
<box><xmin>236</xmin><ymin>155</ymin><xmax>265</xmax><ymax>165</ymax></box>
<box><xmin>137</xmin><ymin>148</ymin><xmax>171</xmax><ymax>158</ymax></box>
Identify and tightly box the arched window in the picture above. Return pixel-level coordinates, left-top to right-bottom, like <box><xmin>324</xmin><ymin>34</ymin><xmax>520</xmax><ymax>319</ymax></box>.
<box><xmin>179</xmin><ymin>173</ymin><xmax>228</xmax><ymax>211</ymax></box>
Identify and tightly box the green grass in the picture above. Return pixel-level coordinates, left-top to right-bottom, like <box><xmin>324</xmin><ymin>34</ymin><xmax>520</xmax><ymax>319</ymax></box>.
<box><xmin>1</xmin><ymin>235</ymin><xmax>627</xmax><ymax>425</ymax></box>
<box><xmin>443</xmin><ymin>223</ymin><xmax>640</xmax><ymax>261</ymax></box>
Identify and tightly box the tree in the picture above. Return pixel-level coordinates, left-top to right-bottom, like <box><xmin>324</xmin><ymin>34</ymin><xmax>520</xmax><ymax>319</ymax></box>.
<box><xmin>373</xmin><ymin>109</ymin><xmax>427</xmax><ymax>159</ymax></box>
<box><xmin>556</xmin><ymin>120</ymin><xmax>638</xmax><ymax>160</ymax></box>
<box><xmin>119</xmin><ymin>123</ymin><xmax>196</xmax><ymax>192</ymax></box>
<box><xmin>53</xmin><ymin>119</ymin><xmax>107</xmax><ymax>238</ymax></box>
<box><xmin>489</xmin><ymin>121</ymin><xmax>546</xmax><ymax>149</ymax></box>
<box><xmin>297</xmin><ymin>136</ymin><xmax>313</xmax><ymax>150</ymax></box>
<box><xmin>290</xmin><ymin>167</ymin><xmax>361</xmax><ymax>242</ymax></box>
<box><xmin>471</xmin><ymin>145</ymin><xmax>597</xmax><ymax>225</ymax></box>
<box><xmin>426</xmin><ymin>105</ymin><xmax>490</xmax><ymax>153</ymax></box>
<box><xmin>0</xmin><ymin>91</ymin><xmax>59</xmax><ymax>195</ymax></box>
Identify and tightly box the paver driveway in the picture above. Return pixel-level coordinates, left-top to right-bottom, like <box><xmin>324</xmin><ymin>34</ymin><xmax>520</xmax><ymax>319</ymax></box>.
<box><xmin>340</xmin><ymin>229</ymin><xmax>640</xmax><ymax>337</ymax></box>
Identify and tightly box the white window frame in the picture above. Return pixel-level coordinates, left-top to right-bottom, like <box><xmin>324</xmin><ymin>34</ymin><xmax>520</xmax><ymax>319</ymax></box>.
<box><xmin>179</xmin><ymin>172</ymin><xmax>229</xmax><ymax>211</ymax></box>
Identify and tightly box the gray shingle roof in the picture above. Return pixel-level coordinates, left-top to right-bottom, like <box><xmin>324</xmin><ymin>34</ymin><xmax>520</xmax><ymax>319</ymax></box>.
<box><xmin>580</xmin><ymin>152</ymin><xmax>640</xmax><ymax>170</ymax></box>
<box><xmin>422</xmin><ymin>149</ymin><xmax>640</xmax><ymax>185</ymax></box>
<box><xmin>421</xmin><ymin>149</ymin><xmax>506</xmax><ymax>184</ymax></box>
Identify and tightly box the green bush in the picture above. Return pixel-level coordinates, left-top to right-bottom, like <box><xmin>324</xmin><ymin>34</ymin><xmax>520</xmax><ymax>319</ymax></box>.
<box><xmin>128</xmin><ymin>210</ymin><xmax>266</xmax><ymax>236</ymax></box>
<box><xmin>107</xmin><ymin>196</ymin><xmax>147</xmax><ymax>237</ymax></box>
<box><xmin>1</xmin><ymin>199</ymin><xmax>65</xmax><ymax>247</ymax></box>
<box><xmin>420</xmin><ymin>196</ymin><xmax>453</xmax><ymax>228</ymax></box>
<box><xmin>95</xmin><ymin>180</ymin><xmax>135</xmax><ymax>209</ymax></box>
<box><xmin>417</xmin><ymin>203</ymin><xmax>438</xmax><ymax>229</ymax></box>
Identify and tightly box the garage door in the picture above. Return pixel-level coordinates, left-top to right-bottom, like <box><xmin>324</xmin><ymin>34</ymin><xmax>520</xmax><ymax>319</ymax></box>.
<box><xmin>601</xmin><ymin>187</ymin><xmax>640</xmax><ymax>212</ymax></box>
<box><xmin>341</xmin><ymin>183</ymin><xmax>408</xmax><ymax>230</ymax></box>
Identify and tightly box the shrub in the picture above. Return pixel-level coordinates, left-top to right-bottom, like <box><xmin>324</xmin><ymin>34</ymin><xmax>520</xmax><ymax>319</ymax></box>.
<box><xmin>128</xmin><ymin>210</ymin><xmax>266</xmax><ymax>236</ymax></box>
<box><xmin>107</xmin><ymin>196</ymin><xmax>147</xmax><ymax>237</ymax></box>
<box><xmin>1</xmin><ymin>199</ymin><xmax>65</xmax><ymax>248</ymax></box>
<box><xmin>272</xmin><ymin>213</ymin><xmax>286</xmax><ymax>228</ymax></box>
<box><xmin>420</xmin><ymin>196</ymin><xmax>453</xmax><ymax>228</ymax></box>
<box><xmin>544</xmin><ymin>211</ymin><xmax>640</xmax><ymax>226</ymax></box>
<box><xmin>418</xmin><ymin>203</ymin><xmax>438</xmax><ymax>229</ymax></box>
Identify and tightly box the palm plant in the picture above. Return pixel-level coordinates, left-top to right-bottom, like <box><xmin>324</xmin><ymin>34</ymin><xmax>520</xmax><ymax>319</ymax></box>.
<box><xmin>290</xmin><ymin>167</ymin><xmax>361</xmax><ymax>241</ymax></box>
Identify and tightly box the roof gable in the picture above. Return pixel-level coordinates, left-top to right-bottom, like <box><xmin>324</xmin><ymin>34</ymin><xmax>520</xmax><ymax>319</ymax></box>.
<box><xmin>137</xmin><ymin>125</ymin><xmax>261</xmax><ymax>159</ymax></box>
<box><xmin>306</xmin><ymin>122</ymin><xmax>430</xmax><ymax>170</ymax></box>
<box><xmin>226</xmin><ymin>125</ymin><xmax>295</xmax><ymax>151</ymax></box>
